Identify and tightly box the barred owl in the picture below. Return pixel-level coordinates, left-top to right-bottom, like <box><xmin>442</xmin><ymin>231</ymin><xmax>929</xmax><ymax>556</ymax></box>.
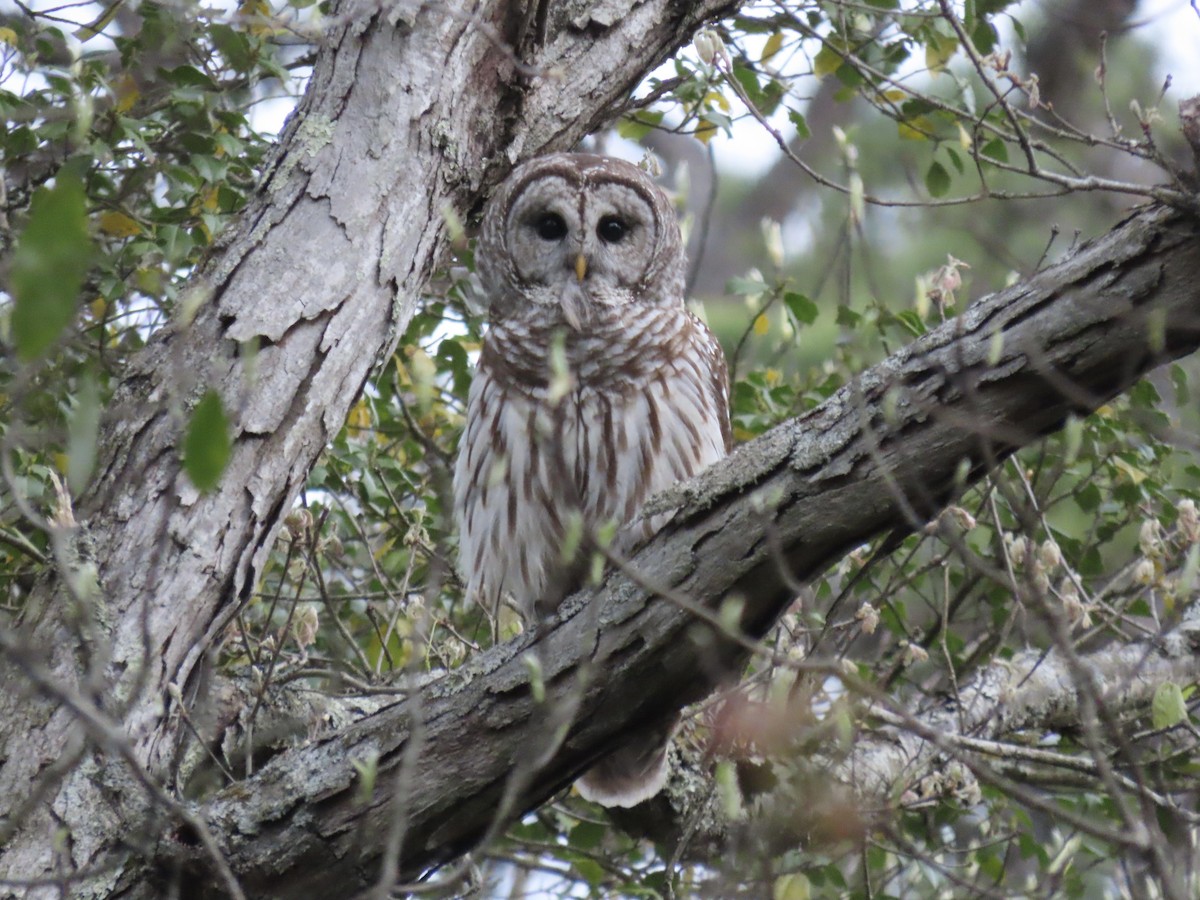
<box><xmin>453</xmin><ymin>153</ymin><xmax>731</xmax><ymax>807</ymax></box>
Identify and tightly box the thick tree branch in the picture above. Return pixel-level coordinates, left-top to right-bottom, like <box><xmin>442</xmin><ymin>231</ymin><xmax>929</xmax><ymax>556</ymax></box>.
<box><xmin>192</xmin><ymin>202</ymin><xmax>1200</xmax><ymax>895</ymax></box>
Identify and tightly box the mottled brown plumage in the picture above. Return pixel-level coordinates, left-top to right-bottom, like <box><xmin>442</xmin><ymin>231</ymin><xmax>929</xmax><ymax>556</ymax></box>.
<box><xmin>453</xmin><ymin>153</ymin><xmax>731</xmax><ymax>807</ymax></box>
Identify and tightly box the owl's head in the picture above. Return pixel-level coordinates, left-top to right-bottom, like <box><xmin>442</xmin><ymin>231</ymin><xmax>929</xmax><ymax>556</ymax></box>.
<box><xmin>477</xmin><ymin>153</ymin><xmax>685</xmax><ymax>327</ymax></box>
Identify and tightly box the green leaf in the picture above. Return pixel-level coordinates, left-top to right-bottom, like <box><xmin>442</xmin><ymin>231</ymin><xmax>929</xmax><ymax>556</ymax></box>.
<box><xmin>571</xmin><ymin>857</ymin><xmax>605</xmax><ymax>887</ymax></box>
<box><xmin>733</xmin><ymin>62</ymin><xmax>765</xmax><ymax>107</ymax></box>
<box><xmin>901</xmin><ymin>98</ymin><xmax>938</xmax><ymax>117</ymax></box>
<box><xmin>761</xmin><ymin>32</ymin><xmax>784</xmax><ymax>63</ymax></box>
<box><xmin>715</xmin><ymin>759</ymin><xmax>744</xmax><ymax>819</ymax></box>
<box><xmin>568</xmin><ymin>820</ymin><xmax>606</xmax><ymax>850</ymax></box>
<box><xmin>836</xmin><ymin>304</ymin><xmax>862</xmax><ymax>328</ymax></box>
<box><xmin>1170</xmin><ymin>364</ymin><xmax>1190</xmax><ymax>406</ymax></box>
<box><xmin>207</xmin><ymin>25</ymin><xmax>255</xmax><ymax>73</ymax></box>
<box><xmin>616</xmin><ymin>110</ymin><xmax>664</xmax><ymax>141</ymax></box>
<box><xmin>972</xmin><ymin>19</ymin><xmax>999</xmax><ymax>53</ymax></box>
<box><xmin>522</xmin><ymin>652</ymin><xmax>545</xmax><ymax>703</ymax></box>
<box><xmin>924</xmin><ymin>30</ymin><xmax>959</xmax><ymax>73</ymax></box>
<box><xmin>1152</xmin><ymin>682</ymin><xmax>1188</xmax><ymax>729</ymax></box>
<box><xmin>813</xmin><ymin>43</ymin><xmax>843</xmax><ymax>77</ymax></box>
<box><xmin>67</xmin><ymin>374</ymin><xmax>102</xmax><ymax>494</ymax></box>
<box><xmin>164</xmin><ymin>63</ymin><xmax>218</xmax><ymax>89</ymax></box>
<box><xmin>1130</xmin><ymin>376</ymin><xmax>1161</xmax><ymax>408</ymax></box>
<box><xmin>1178</xmin><ymin>544</ymin><xmax>1200</xmax><ymax>601</ymax></box>
<box><xmin>639</xmin><ymin>871</ymin><xmax>669</xmax><ymax>896</ymax></box>
<box><xmin>784</xmin><ymin>292</ymin><xmax>818</xmax><ymax>325</ymax></box>
<box><xmin>1075</xmin><ymin>481</ymin><xmax>1102</xmax><ymax>513</ymax></box>
<box><xmin>758</xmin><ymin>79</ymin><xmax>786</xmax><ymax>117</ymax></box>
<box><xmin>351</xmin><ymin>752</ymin><xmax>379</xmax><ymax>804</ymax></box>
<box><xmin>727</xmin><ymin>275</ymin><xmax>769</xmax><ymax>296</ymax></box>
<box><xmin>945</xmin><ymin>145</ymin><xmax>965</xmax><ymax>173</ymax></box>
<box><xmin>787</xmin><ymin>108</ymin><xmax>811</xmax><ymax>140</ymax></box>
<box><xmin>834</xmin><ymin>63</ymin><xmax>864</xmax><ymax>89</ymax></box>
<box><xmin>925</xmin><ymin>160</ymin><xmax>951</xmax><ymax>197</ymax></box>
<box><xmin>774</xmin><ymin>873</ymin><xmax>811</xmax><ymax>900</ymax></box>
<box><xmin>1062</xmin><ymin>414</ymin><xmax>1084</xmax><ymax>464</ymax></box>
<box><xmin>183</xmin><ymin>389</ymin><xmax>231</xmax><ymax>492</ymax></box>
<box><xmin>11</xmin><ymin>171</ymin><xmax>93</xmax><ymax>360</ymax></box>
<box><xmin>894</xmin><ymin>309</ymin><xmax>927</xmax><ymax>337</ymax></box>
<box><xmin>981</xmin><ymin>138</ymin><xmax>1008</xmax><ymax>163</ymax></box>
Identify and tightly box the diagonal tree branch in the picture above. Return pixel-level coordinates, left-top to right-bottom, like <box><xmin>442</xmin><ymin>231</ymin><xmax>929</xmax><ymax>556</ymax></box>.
<box><xmin>195</xmin><ymin>201</ymin><xmax>1200</xmax><ymax>894</ymax></box>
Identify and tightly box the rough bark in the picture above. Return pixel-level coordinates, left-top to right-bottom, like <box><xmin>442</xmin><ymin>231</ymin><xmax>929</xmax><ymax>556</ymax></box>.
<box><xmin>188</xmin><ymin>201</ymin><xmax>1200</xmax><ymax>896</ymax></box>
<box><xmin>0</xmin><ymin>0</ymin><xmax>738</xmax><ymax>894</ymax></box>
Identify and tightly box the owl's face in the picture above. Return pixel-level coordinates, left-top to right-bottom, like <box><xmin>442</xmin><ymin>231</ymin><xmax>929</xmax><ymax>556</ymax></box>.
<box><xmin>478</xmin><ymin>154</ymin><xmax>685</xmax><ymax>328</ymax></box>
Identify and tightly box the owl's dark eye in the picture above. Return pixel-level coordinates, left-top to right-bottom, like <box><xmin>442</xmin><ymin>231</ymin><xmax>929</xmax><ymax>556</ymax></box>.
<box><xmin>534</xmin><ymin>212</ymin><xmax>568</xmax><ymax>241</ymax></box>
<box><xmin>597</xmin><ymin>215</ymin><xmax>629</xmax><ymax>244</ymax></box>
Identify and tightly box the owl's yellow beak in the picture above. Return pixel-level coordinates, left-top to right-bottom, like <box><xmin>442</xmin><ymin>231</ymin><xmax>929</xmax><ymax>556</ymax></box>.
<box><xmin>574</xmin><ymin>254</ymin><xmax>588</xmax><ymax>282</ymax></box>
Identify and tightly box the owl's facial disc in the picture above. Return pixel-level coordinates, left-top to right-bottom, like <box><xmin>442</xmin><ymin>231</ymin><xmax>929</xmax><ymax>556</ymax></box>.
<box><xmin>504</xmin><ymin>175</ymin><xmax>662</xmax><ymax>326</ymax></box>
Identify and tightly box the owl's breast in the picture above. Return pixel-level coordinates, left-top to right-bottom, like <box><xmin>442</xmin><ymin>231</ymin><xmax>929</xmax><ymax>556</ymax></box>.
<box><xmin>482</xmin><ymin>306</ymin><xmax>687</xmax><ymax>395</ymax></box>
<box><xmin>457</xmin><ymin>305</ymin><xmax>728</xmax><ymax>618</ymax></box>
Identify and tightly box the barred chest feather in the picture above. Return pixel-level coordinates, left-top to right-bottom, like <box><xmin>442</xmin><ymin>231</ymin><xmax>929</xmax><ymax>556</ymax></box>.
<box><xmin>453</xmin><ymin>304</ymin><xmax>730</xmax><ymax>619</ymax></box>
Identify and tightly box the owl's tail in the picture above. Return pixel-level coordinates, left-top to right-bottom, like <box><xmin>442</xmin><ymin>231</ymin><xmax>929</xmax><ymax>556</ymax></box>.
<box><xmin>574</xmin><ymin>716</ymin><xmax>678</xmax><ymax>808</ymax></box>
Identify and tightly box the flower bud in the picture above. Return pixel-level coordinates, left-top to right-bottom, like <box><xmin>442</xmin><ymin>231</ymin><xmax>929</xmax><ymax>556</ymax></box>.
<box><xmin>694</xmin><ymin>29</ymin><xmax>725</xmax><ymax>66</ymax></box>
<box><xmin>1038</xmin><ymin>539</ymin><xmax>1063</xmax><ymax>572</ymax></box>
<box><xmin>1004</xmin><ymin>533</ymin><xmax>1026</xmax><ymax>568</ymax></box>
<box><xmin>762</xmin><ymin>219</ymin><xmax>785</xmax><ymax>269</ymax></box>
<box><xmin>1058</xmin><ymin>578</ymin><xmax>1092</xmax><ymax>628</ymax></box>
<box><xmin>1139</xmin><ymin>518</ymin><xmax>1163</xmax><ymax>558</ymax></box>
<box><xmin>901</xmin><ymin>641</ymin><xmax>929</xmax><ymax>666</ymax></box>
<box><xmin>1178</xmin><ymin>499</ymin><xmax>1199</xmax><ymax>544</ymax></box>
<box><xmin>942</xmin><ymin>505</ymin><xmax>977</xmax><ymax>533</ymax></box>
<box><xmin>292</xmin><ymin>604</ymin><xmax>319</xmax><ymax>651</ymax></box>
<box><xmin>1032</xmin><ymin>569</ymin><xmax>1051</xmax><ymax>595</ymax></box>
<box><xmin>285</xmin><ymin>507</ymin><xmax>313</xmax><ymax>537</ymax></box>
<box><xmin>321</xmin><ymin>534</ymin><xmax>345</xmax><ymax>559</ymax></box>
<box><xmin>855</xmin><ymin>602</ymin><xmax>880</xmax><ymax>635</ymax></box>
